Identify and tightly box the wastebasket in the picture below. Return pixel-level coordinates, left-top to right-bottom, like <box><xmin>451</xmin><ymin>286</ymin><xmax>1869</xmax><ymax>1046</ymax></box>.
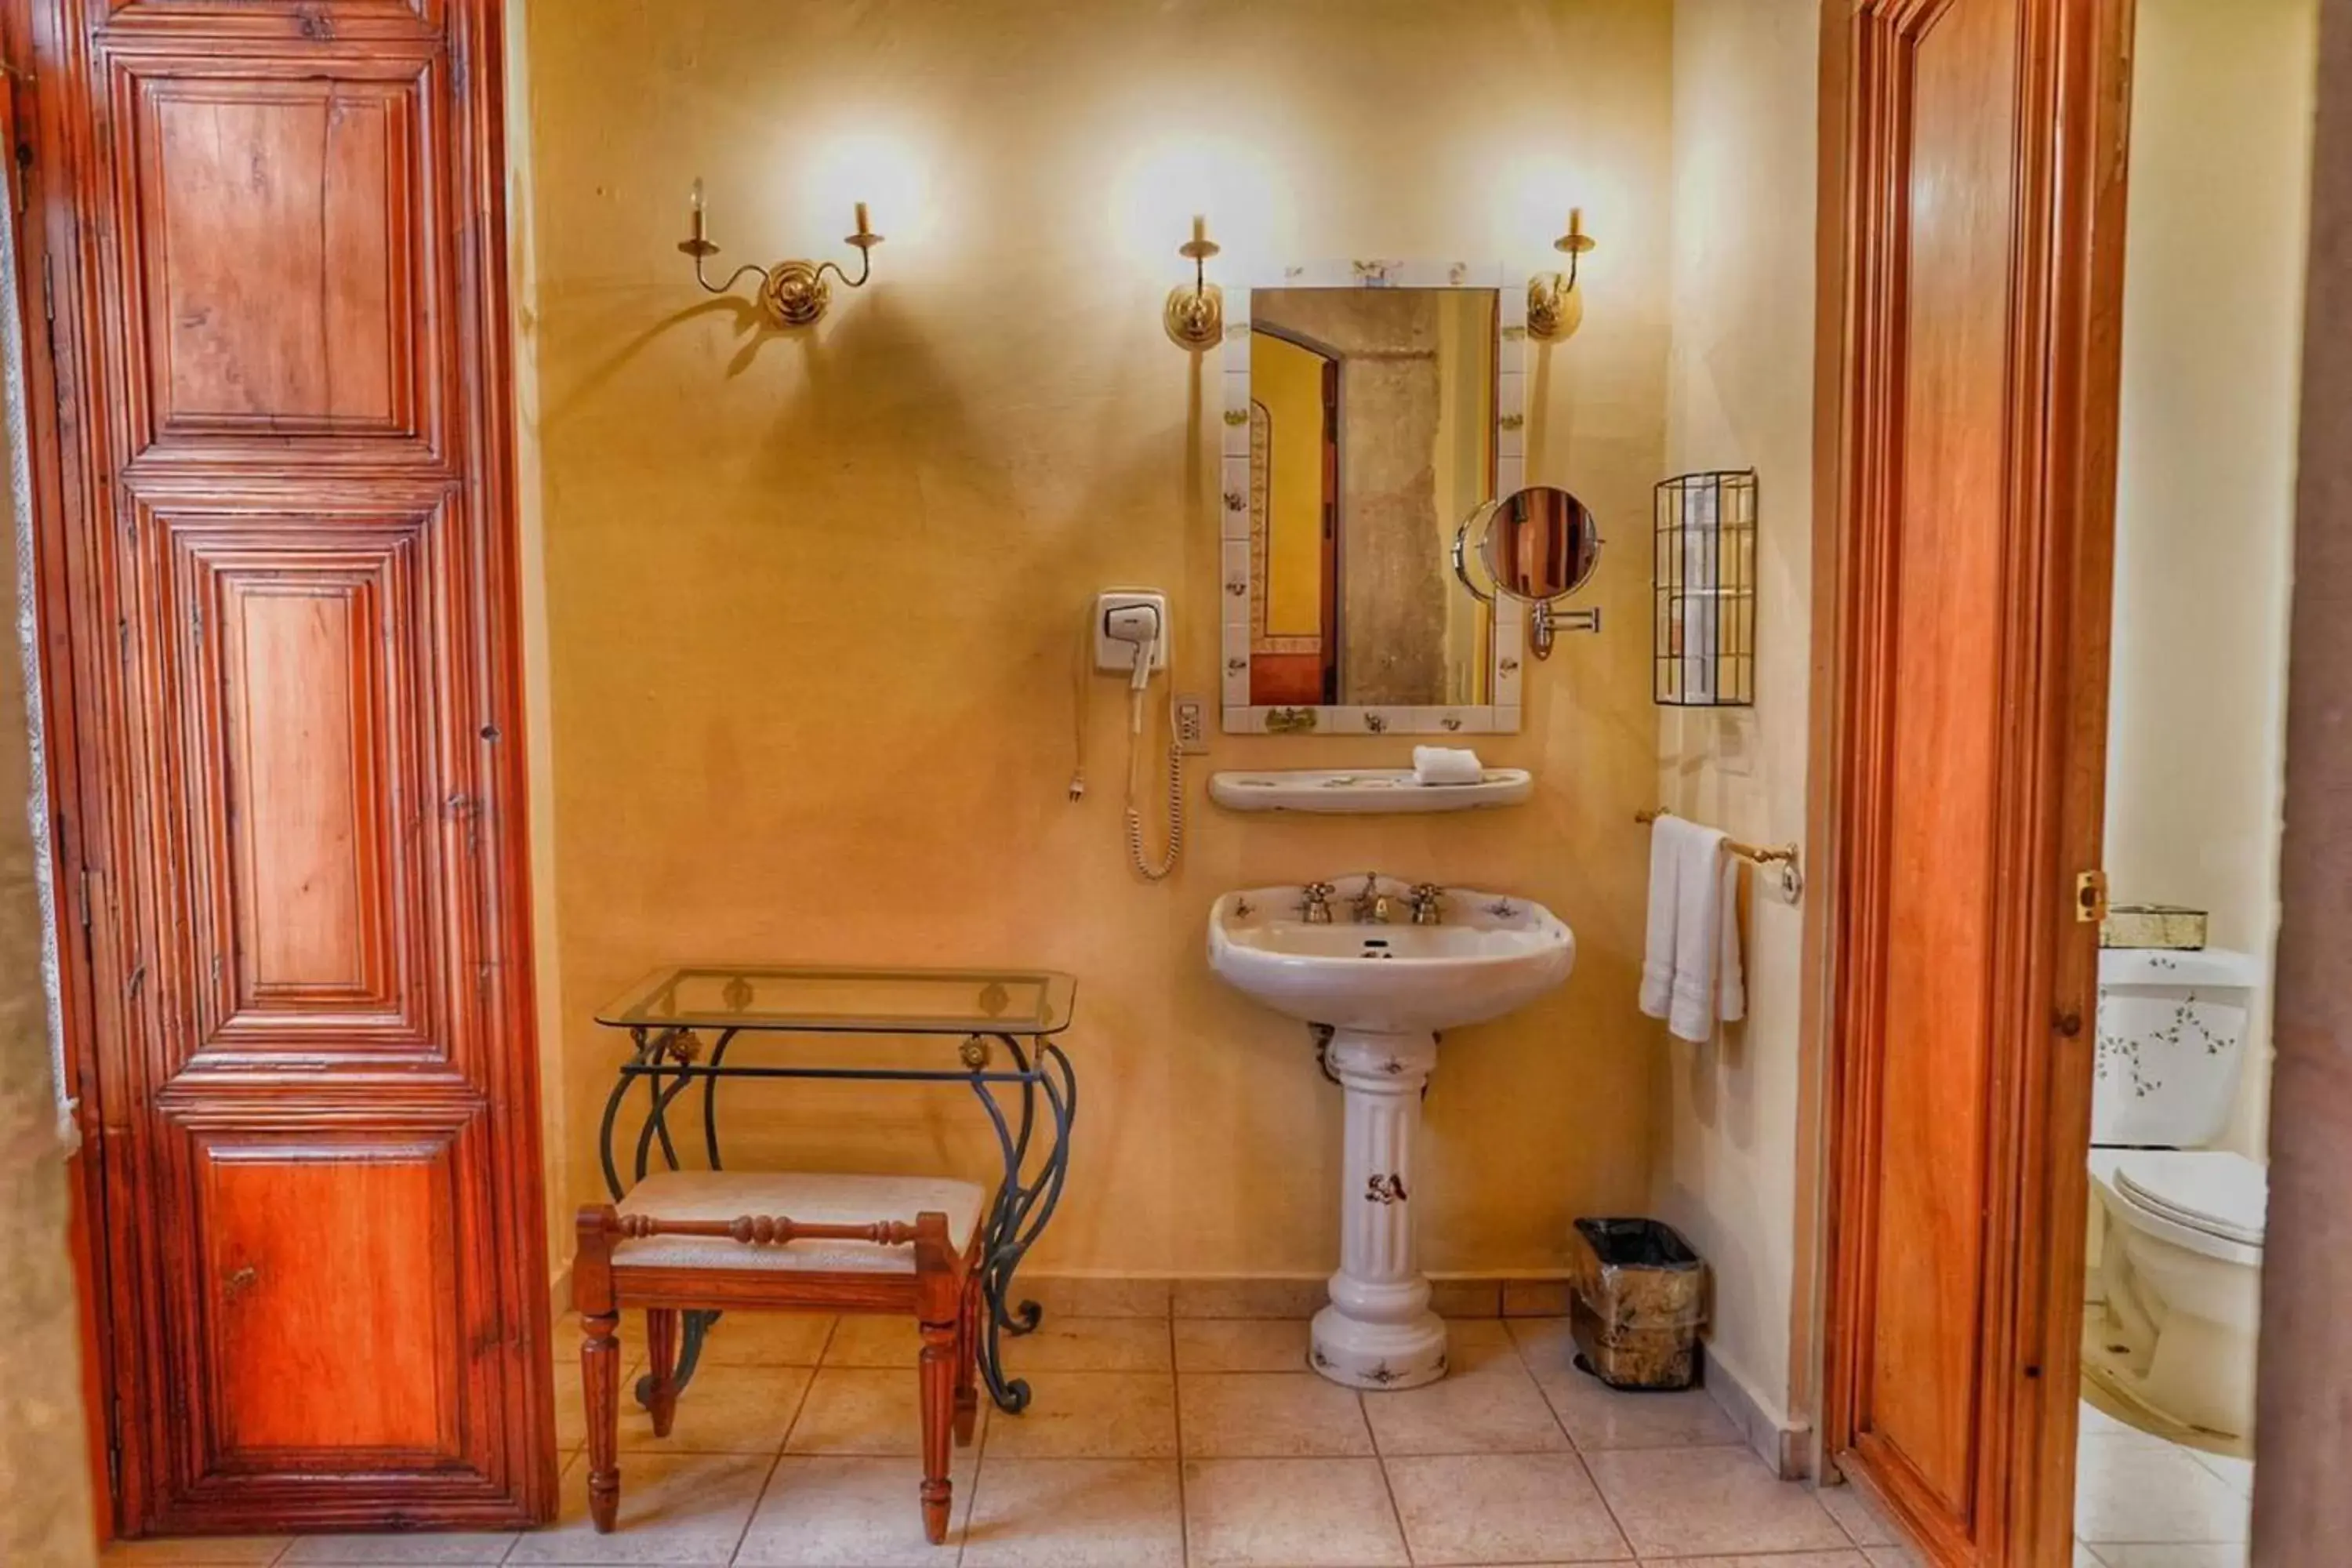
<box><xmin>1568</xmin><ymin>1218</ymin><xmax>1708</xmax><ymax>1391</ymax></box>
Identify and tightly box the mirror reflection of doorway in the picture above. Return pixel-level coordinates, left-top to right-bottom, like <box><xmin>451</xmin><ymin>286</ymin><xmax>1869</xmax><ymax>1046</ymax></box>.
<box><xmin>1249</xmin><ymin>327</ymin><xmax>1341</xmax><ymax>706</ymax></box>
<box><xmin>1247</xmin><ymin>287</ymin><xmax>1499</xmax><ymax>710</ymax></box>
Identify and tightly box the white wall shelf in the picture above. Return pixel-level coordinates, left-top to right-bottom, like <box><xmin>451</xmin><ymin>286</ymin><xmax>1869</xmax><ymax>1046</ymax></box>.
<box><xmin>1207</xmin><ymin>768</ymin><xmax>1534</xmax><ymax>815</ymax></box>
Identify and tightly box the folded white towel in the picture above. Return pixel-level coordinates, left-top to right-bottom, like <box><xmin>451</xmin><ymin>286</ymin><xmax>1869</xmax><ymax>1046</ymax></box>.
<box><xmin>1411</xmin><ymin>746</ymin><xmax>1484</xmax><ymax>786</ymax></box>
<box><xmin>1639</xmin><ymin>813</ymin><xmax>1746</xmax><ymax>1044</ymax></box>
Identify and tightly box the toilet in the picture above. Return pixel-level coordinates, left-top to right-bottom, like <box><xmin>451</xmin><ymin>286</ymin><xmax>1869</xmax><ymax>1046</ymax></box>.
<box><xmin>2085</xmin><ymin>946</ymin><xmax>2267</xmax><ymax>1439</ymax></box>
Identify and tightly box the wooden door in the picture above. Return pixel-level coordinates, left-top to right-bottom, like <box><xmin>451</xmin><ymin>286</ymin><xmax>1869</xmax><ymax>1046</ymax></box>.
<box><xmin>13</xmin><ymin>0</ymin><xmax>554</xmax><ymax>1534</ymax></box>
<box><xmin>1819</xmin><ymin>0</ymin><xmax>2132</xmax><ymax>1563</ymax></box>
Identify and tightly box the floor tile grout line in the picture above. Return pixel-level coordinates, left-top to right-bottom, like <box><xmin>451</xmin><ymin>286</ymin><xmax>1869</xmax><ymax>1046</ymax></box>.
<box><xmin>723</xmin><ymin>1450</ymin><xmax>786</xmax><ymax>1567</ymax></box>
<box><xmin>954</xmin><ymin>1413</ymin><xmax>992</xmax><ymax>1568</ymax></box>
<box><xmin>767</xmin><ymin>1350</ymin><xmax>823</xmax><ymax>1456</ymax></box>
<box><xmin>1168</xmin><ymin>1312</ymin><xmax>1192</xmax><ymax>1568</ymax></box>
<box><xmin>1562</xmin><ymin>1434</ymin><xmax>1639</xmax><ymax>1560</ymax></box>
<box><xmin>1363</xmin><ymin>1381</ymin><xmax>1418</xmax><ymax>1568</ymax></box>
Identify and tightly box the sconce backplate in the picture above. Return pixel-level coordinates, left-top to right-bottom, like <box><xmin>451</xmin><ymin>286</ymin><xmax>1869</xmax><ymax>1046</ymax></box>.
<box><xmin>762</xmin><ymin>261</ymin><xmax>832</xmax><ymax>328</ymax></box>
<box><xmin>1164</xmin><ymin>281</ymin><xmax>1225</xmax><ymax>351</ymax></box>
<box><xmin>1526</xmin><ymin>274</ymin><xmax>1584</xmax><ymax>341</ymax></box>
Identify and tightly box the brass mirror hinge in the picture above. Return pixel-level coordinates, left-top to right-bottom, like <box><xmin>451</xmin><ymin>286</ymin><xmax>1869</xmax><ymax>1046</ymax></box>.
<box><xmin>2074</xmin><ymin>869</ymin><xmax>2110</xmax><ymax>925</ymax></box>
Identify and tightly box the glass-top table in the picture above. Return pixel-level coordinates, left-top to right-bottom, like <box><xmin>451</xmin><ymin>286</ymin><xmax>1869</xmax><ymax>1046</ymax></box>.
<box><xmin>593</xmin><ymin>963</ymin><xmax>1078</xmax><ymax>1415</ymax></box>
<box><xmin>597</xmin><ymin>964</ymin><xmax>1075</xmax><ymax>1037</ymax></box>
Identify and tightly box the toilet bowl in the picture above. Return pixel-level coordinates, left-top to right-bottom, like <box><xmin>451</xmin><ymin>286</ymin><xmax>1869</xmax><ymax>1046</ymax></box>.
<box><xmin>2084</xmin><ymin>946</ymin><xmax>2267</xmax><ymax>1439</ymax></box>
<box><xmin>2086</xmin><ymin>1148</ymin><xmax>2263</xmax><ymax>1436</ymax></box>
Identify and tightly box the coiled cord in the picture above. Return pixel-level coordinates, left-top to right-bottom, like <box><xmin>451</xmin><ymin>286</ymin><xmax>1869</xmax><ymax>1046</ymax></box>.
<box><xmin>1125</xmin><ymin>683</ymin><xmax>1184</xmax><ymax>881</ymax></box>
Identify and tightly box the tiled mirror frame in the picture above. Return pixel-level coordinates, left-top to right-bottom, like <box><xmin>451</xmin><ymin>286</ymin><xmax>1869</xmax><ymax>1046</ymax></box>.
<box><xmin>1218</xmin><ymin>260</ymin><xmax>1528</xmax><ymax>737</ymax></box>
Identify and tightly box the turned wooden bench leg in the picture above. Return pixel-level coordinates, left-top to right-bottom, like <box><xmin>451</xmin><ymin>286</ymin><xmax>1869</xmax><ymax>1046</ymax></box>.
<box><xmin>953</xmin><ymin>1269</ymin><xmax>981</xmax><ymax>1446</ymax></box>
<box><xmin>644</xmin><ymin>1308</ymin><xmax>680</xmax><ymax>1438</ymax></box>
<box><xmin>583</xmin><ymin>1311</ymin><xmax>622</xmax><ymax>1533</ymax></box>
<box><xmin>918</xmin><ymin>1316</ymin><xmax>957</xmax><ymax>1544</ymax></box>
<box><xmin>575</xmin><ymin>1205</ymin><xmax>623</xmax><ymax>1534</ymax></box>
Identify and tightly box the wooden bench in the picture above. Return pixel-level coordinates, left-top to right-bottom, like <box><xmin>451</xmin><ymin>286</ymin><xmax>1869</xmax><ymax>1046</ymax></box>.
<box><xmin>574</xmin><ymin>1171</ymin><xmax>986</xmax><ymax>1542</ymax></box>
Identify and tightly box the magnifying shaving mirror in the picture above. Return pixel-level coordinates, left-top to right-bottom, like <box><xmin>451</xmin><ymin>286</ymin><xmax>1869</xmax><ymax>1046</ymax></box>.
<box><xmin>1452</xmin><ymin>485</ymin><xmax>1603</xmax><ymax>658</ymax></box>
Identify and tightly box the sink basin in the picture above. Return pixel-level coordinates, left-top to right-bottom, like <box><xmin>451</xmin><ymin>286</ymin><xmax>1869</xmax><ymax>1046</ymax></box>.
<box><xmin>1206</xmin><ymin>875</ymin><xmax>1576</xmax><ymax>1392</ymax></box>
<box><xmin>1209</xmin><ymin>877</ymin><xmax>1573</xmax><ymax>1033</ymax></box>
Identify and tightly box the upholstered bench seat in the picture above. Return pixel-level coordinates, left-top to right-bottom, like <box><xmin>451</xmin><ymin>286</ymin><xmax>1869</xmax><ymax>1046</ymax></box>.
<box><xmin>579</xmin><ymin>1167</ymin><xmax>987</xmax><ymax>1541</ymax></box>
<box><xmin>612</xmin><ymin>1171</ymin><xmax>986</xmax><ymax>1273</ymax></box>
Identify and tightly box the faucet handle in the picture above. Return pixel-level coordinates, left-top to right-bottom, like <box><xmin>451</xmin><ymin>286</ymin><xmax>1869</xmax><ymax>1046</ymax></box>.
<box><xmin>1406</xmin><ymin>883</ymin><xmax>1446</xmax><ymax>924</ymax></box>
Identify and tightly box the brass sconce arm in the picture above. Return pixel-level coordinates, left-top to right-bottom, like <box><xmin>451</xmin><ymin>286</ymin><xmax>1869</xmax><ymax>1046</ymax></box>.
<box><xmin>686</xmin><ymin>248</ymin><xmax>771</xmax><ymax>300</ymax></box>
<box><xmin>1164</xmin><ymin>214</ymin><xmax>1225</xmax><ymax>352</ymax></box>
<box><xmin>681</xmin><ymin>178</ymin><xmax>884</xmax><ymax>328</ymax></box>
<box><xmin>1526</xmin><ymin>208</ymin><xmax>1596</xmax><ymax>342</ymax></box>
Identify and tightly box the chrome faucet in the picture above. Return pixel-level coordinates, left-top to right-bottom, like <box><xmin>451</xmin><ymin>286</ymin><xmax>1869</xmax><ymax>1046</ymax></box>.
<box><xmin>1406</xmin><ymin>884</ymin><xmax>1446</xmax><ymax>925</ymax></box>
<box><xmin>1352</xmin><ymin>873</ymin><xmax>1392</xmax><ymax>925</ymax></box>
<box><xmin>1299</xmin><ymin>881</ymin><xmax>1337</xmax><ymax>924</ymax></box>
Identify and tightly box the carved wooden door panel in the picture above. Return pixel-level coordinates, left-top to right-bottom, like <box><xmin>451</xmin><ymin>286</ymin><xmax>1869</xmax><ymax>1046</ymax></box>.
<box><xmin>1821</xmin><ymin>0</ymin><xmax>2132</xmax><ymax>1563</ymax></box>
<box><xmin>18</xmin><ymin>0</ymin><xmax>554</xmax><ymax>1534</ymax></box>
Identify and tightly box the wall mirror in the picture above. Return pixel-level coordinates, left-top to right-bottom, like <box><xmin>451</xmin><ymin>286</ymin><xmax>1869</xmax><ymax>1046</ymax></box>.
<box><xmin>1218</xmin><ymin>262</ymin><xmax>1527</xmax><ymax>735</ymax></box>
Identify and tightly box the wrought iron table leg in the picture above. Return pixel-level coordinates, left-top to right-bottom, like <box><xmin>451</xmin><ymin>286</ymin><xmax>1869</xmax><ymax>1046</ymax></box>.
<box><xmin>967</xmin><ymin>1034</ymin><xmax>1077</xmax><ymax>1413</ymax></box>
<box><xmin>637</xmin><ymin>1310</ymin><xmax>719</xmax><ymax>1409</ymax></box>
<box><xmin>612</xmin><ymin>1030</ymin><xmax>738</xmax><ymax>1408</ymax></box>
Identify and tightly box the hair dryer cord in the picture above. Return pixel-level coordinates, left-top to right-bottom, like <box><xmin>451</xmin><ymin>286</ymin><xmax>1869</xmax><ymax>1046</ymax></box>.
<box><xmin>1125</xmin><ymin>681</ymin><xmax>1184</xmax><ymax>880</ymax></box>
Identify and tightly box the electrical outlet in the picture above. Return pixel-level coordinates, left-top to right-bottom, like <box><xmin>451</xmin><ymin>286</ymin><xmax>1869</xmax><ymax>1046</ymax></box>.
<box><xmin>1173</xmin><ymin>693</ymin><xmax>1213</xmax><ymax>755</ymax></box>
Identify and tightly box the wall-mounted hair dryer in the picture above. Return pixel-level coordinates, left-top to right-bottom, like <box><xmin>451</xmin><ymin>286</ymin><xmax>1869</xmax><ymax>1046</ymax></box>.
<box><xmin>1085</xmin><ymin>590</ymin><xmax>1183</xmax><ymax>880</ymax></box>
<box><xmin>1102</xmin><ymin>600</ymin><xmax>1165</xmax><ymax>699</ymax></box>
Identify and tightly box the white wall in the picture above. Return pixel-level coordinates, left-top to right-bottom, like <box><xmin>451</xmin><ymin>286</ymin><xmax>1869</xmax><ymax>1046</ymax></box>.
<box><xmin>1650</xmin><ymin>0</ymin><xmax>1819</xmax><ymax>1444</ymax></box>
<box><xmin>2105</xmin><ymin>0</ymin><xmax>2318</xmax><ymax>1162</ymax></box>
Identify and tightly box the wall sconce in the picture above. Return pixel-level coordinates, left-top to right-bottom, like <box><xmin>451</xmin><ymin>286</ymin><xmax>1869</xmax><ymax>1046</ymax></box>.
<box><xmin>680</xmin><ymin>178</ymin><xmax>884</xmax><ymax>328</ymax></box>
<box><xmin>1163</xmin><ymin>215</ymin><xmax>1225</xmax><ymax>351</ymax></box>
<box><xmin>1526</xmin><ymin>208</ymin><xmax>1597</xmax><ymax>341</ymax></box>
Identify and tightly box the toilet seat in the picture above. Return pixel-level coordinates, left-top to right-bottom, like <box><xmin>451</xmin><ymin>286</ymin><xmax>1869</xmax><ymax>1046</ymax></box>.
<box><xmin>2094</xmin><ymin>1149</ymin><xmax>2267</xmax><ymax>1258</ymax></box>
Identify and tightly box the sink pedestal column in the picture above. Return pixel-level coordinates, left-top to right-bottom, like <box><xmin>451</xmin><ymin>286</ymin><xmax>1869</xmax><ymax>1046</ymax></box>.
<box><xmin>1310</xmin><ymin>1029</ymin><xmax>1448</xmax><ymax>1389</ymax></box>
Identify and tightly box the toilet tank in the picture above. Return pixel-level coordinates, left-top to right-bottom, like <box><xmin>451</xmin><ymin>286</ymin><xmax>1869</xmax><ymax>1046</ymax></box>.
<box><xmin>2092</xmin><ymin>947</ymin><xmax>2264</xmax><ymax>1148</ymax></box>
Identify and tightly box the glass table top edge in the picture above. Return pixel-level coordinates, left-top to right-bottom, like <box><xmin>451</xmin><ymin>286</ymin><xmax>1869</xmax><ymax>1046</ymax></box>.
<box><xmin>593</xmin><ymin>964</ymin><xmax>1079</xmax><ymax>1036</ymax></box>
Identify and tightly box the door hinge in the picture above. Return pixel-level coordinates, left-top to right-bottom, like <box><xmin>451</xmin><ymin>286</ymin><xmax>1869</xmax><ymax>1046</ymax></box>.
<box><xmin>105</xmin><ymin>1393</ymin><xmax>122</xmax><ymax>1497</ymax></box>
<box><xmin>2075</xmin><ymin>869</ymin><xmax>2111</xmax><ymax>925</ymax></box>
<box><xmin>78</xmin><ymin>866</ymin><xmax>91</xmax><ymax>932</ymax></box>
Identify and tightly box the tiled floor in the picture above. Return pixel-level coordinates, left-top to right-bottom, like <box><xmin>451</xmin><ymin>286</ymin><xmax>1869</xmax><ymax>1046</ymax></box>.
<box><xmin>100</xmin><ymin>1312</ymin><xmax>1907</xmax><ymax>1567</ymax></box>
<box><xmin>2072</xmin><ymin>1400</ymin><xmax>2252</xmax><ymax>1567</ymax></box>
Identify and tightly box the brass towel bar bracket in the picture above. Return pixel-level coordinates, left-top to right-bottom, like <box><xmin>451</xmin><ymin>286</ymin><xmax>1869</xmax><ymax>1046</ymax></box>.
<box><xmin>1635</xmin><ymin>809</ymin><xmax>1803</xmax><ymax>892</ymax></box>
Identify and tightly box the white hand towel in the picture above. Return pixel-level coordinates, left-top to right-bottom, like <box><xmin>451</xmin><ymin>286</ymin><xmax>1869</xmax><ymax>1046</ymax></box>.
<box><xmin>1638</xmin><ymin>817</ymin><xmax>1686</xmax><ymax>1020</ymax></box>
<box><xmin>1639</xmin><ymin>813</ymin><xmax>1746</xmax><ymax>1044</ymax></box>
<box><xmin>1412</xmin><ymin>746</ymin><xmax>1484</xmax><ymax>786</ymax></box>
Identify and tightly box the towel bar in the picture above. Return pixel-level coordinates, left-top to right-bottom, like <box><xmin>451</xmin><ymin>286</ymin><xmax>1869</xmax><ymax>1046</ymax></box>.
<box><xmin>1635</xmin><ymin>808</ymin><xmax>1801</xmax><ymax>871</ymax></box>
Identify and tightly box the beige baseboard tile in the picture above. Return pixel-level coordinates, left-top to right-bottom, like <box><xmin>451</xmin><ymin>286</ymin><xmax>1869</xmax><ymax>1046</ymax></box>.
<box><xmin>1700</xmin><ymin>1337</ymin><xmax>1813</xmax><ymax>1481</ymax></box>
<box><xmin>1172</xmin><ymin>1276</ymin><xmax>1329</xmax><ymax>1319</ymax></box>
<box><xmin>1501</xmin><ymin>1277</ymin><xmax>1574</xmax><ymax>1317</ymax></box>
<box><xmin>1428</xmin><ymin>1276</ymin><xmax>1503</xmax><ymax>1318</ymax></box>
<box><xmin>1016</xmin><ymin>1272</ymin><xmax>1574</xmax><ymax>1322</ymax></box>
<box><xmin>1020</xmin><ymin>1274</ymin><xmax>1174</xmax><ymax>1319</ymax></box>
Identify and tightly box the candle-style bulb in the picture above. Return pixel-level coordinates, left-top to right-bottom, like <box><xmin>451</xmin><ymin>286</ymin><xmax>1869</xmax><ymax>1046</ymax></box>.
<box><xmin>1567</xmin><ymin>206</ymin><xmax>1584</xmax><ymax>238</ymax></box>
<box><xmin>691</xmin><ymin>178</ymin><xmax>705</xmax><ymax>214</ymax></box>
<box><xmin>854</xmin><ymin>200</ymin><xmax>871</xmax><ymax>236</ymax></box>
<box><xmin>1191</xmin><ymin>213</ymin><xmax>1207</xmax><ymax>246</ymax></box>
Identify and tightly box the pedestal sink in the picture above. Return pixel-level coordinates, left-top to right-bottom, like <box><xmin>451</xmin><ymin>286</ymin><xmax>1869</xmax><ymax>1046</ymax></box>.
<box><xmin>1207</xmin><ymin>875</ymin><xmax>1575</xmax><ymax>1388</ymax></box>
